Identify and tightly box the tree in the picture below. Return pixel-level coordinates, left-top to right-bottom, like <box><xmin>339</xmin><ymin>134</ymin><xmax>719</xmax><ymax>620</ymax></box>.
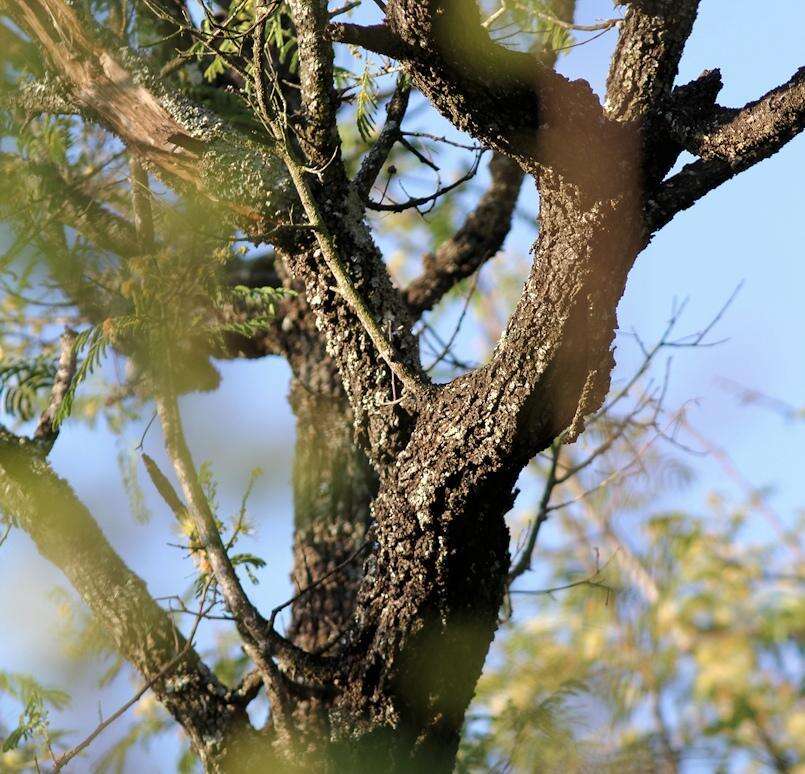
<box><xmin>0</xmin><ymin>0</ymin><xmax>802</xmax><ymax>770</ymax></box>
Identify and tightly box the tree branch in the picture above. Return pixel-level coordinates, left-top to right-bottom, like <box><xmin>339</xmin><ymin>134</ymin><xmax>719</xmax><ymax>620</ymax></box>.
<box><xmin>648</xmin><ymin>67</ymin><xmax>805</xmax><ymax>230</ymax></box>
<box><xmin>52</xmin><ymin>579</ymin><xmax>216</xmax><ymax>771</ymax></box>
<box><xmin>8</xmin><ymin>0</ymin><xmax>292</xmax><ymax>230</ymax></box>
<box><xmin>129</xmin><ymin>157</ymin><xmax>155</xmax><ymax>251</ymax></box>
<box><xmin>256</xmin><ymin>6</ymin><xmax>425</xmax><ymax>399</ymax></box>
<box><xmin>266</xmin><ymin>0</ymin><xmax>428</xmax><ymax>464</ymax></box>
<box><xmin>133</xmin><ymin>0</ymin><xmax>195</xmax><ymax>64</ymax></box>
<box><xmin>0</xmin><ymin>430</ymin><xmax>252</xmax><ymax>768</ymax></box>
<box><xmin>326</xmin><ymin>22</ymin><xmax>408</xmax><ymax>59</ymax></box>
<box><xmin>153</xmin><ymin>385</ymin><xmax>333</xmax><ymax>710</ymax></box>
<box><xmin>366</xmin><ymin>151</ymin><xmax>482</xmax><ymax>213</ymax></box>
<box><xmin>354</xmin><ymin>73</ymin><xmax>411</xmax><ymax>200</ymax></box>
<box><xmin>605</xmin><ymin>0</ymin><xmax>701</xmax><ymax>122</ymax></box>
<box><xmin>33</xmin><ymin>328</ymin><xmax>77</xmax><ymax>452</ymax></box>
<box><xmin>154</xmin><ymin>389</ymin><xmax>279</xmax><ymax>653</ymax></box>
<box><xmin>532</xmin><ymin>9</ymin><xmax>621</xmax><ymax>33</ymax></box>
<box><xmin>603</xmin><ymin>0</ymin><xmax>705</xmax><ymax>190</ymax></box>
<box><xmin>330</xmin><ymin>2</ymin><xmax>624</xmax><ymax>186</ymax></box>
<box><xmin>507</xmin><ymin>443</ymin><xmax>560</xmax><ymax>584</ymax></box>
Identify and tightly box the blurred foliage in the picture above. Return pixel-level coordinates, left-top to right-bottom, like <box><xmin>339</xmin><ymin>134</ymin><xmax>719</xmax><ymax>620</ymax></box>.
<box><xmin>459</xmin><ymin>505</ymin><xmax>804</xmax><ymax>772</ymax></box>
<box><xmin>0</xmin><ymin>671</ymin><xmax>68</xmax><ymax>769</ymax></box>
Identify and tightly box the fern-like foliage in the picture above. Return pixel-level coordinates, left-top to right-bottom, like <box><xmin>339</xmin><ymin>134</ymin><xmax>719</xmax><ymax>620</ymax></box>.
<box><xmin>0</xmin><ymin>672</ymin><xmax>69</xmax><ymax>754</ymax></box>
<box><xmin>218</xmin><ymin>284</ymin><xmax>294</xmax><ymax>339</ymax></box>
<box><xmin>0</xmin><ymin>358</ymin><xmax>56</xmax><ymax>421</ymax></box>
<box><xmin>354</xmin><ymin>61</ymin><xmax>379</xmax><ymax>143</ymax></box>
<box><xmin>52</xmin><ymin>323</ymin><xmax>112</xmax><ymax>429</ymax></box>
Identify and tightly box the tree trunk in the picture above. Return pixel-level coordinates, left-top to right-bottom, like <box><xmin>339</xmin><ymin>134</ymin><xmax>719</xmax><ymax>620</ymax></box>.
<box><xmin>316</xmin><ymin>165</ymin><xmax>643</xmax><ymax>771</ymax></box>
<box><xmin>285</xmin><ymin>376</ymin><xmax>377</xmax><ymax>745</ymax></box>
<box><xmin>326</xmin><ymin>383</ymin><xmax>517</xmax><ymax>772</ymax></box>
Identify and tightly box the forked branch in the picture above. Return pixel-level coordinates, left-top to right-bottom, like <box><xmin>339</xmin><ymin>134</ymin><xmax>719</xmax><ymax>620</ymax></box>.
<box><xmin>649</xmin><ymin>67</ymin><xmax>805</xmax><ymax>230</ymax></box>
<box><xmin>254</xmin><ymin>1</ymin><xmax>427</xmax><ymax>399</ymax></box>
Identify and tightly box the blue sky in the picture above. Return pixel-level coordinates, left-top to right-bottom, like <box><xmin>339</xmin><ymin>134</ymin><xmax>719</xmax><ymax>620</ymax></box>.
<box><xmin>1</xmin><ymin>0</ymin><xmax>803</xmax><ymax>769</ymax></box>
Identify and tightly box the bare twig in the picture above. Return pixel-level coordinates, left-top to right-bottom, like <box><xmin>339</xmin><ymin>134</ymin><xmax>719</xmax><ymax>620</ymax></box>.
<box><xmin>561</xmin><ymin>464</ymin><xmax>660</xmax><ymax>604</ymax></box>
<box><xmin>509</xmin><ymin>573</ymin><xmax>614</xmax><ymax>598</ymax></box>
<box><xmin>268</xmin><ymin>539</ymin><xmax>371</xmax><ymax>629</ymax></box>
<box><xmin>329</xmin><ymin>1</ymin><xmax>360</xmax><ymax>18</ymax></box>
<box><xmin>366</xmin><ymin>151</ymin><xmax>483</xmax><ymax>213</ymax></box>
<box><xmin>544</xmin><ymin>408</ymin><xmax>685</xmax><ymax>517</ymax></box>
<box><xmin>717</xmin><ymin>377</ymin><xmax>804</xmax><ymax>423</ymax></box>
<box><xmin>508</xmin><ymin>443</ymin><xmax>561</xmax><ymax>584</ymax></box>
<box><xmin>532</xmin><ymin>9</ymin><xmax>621</xmax><ymax>32</ymax></box>
<box><xmin>404</xmin><ymin>152</ymin><xmax>524</xmax><ymax>316</ymax></box>
<box><xmin>0</xmin><ymin>521</ymin><xmax>11</xmax><ymax>548</ymax></box>
<box><xmin>155</xmin><ymin>388</ymin><xmax>268</xmax><ymax>646</ymax></box>
<box><xmin>425</xmin><ymin>274</ymin><xmax>479</xmax><ymax>372</ymax></box>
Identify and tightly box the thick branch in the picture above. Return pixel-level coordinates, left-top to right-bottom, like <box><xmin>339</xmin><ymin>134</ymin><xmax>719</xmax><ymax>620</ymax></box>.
<box><xmin>604</xmin><ymin>0</ymin><xmax>702</xmax><ymax>188</ymax></box>
<box><xmin>4</xmin><ymin>75</ymin><xmax>78</xmax><ymax>115</ymax></box>
<box><xmin>649</xmin><ymin>67</ymin><xmax>805</xmax><ymax>230</ymax></box>
<box><xmin>330</xmin><ymin>4</ymin><xmax>625</xmax><ymax>187</ymax></box>
<box><xmin>275</xmin><ymin>0</ymin><xmax>427</xmax><ymax>464</ymax></box>
<box><xmin>605</xmin><ymin>0</ymin><xmax>701</xmax><ymax>121</ymax></box>
<box><xmin>327</xmin><ymin>22</ymin><xmax>407</xmax><ymax>59</ymax></box>
<box><xmin>8</xmin><ymin>0</ymin><xmax>292</xmax><ymax>230</ymax></box>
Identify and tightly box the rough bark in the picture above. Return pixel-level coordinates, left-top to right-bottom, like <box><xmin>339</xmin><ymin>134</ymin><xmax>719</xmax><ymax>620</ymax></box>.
<box><xmin>287</xmin><ymin>383</ymin><xmax>375</xmax><ymax>654</ymax></box>
<box><xmin>605</xmin><ymin>0</ymin><xmax>701</xmax><ymax>121</ymax></box>
<box><xmin>649</xmin><ymin>66</ymin><xmax>805</xmax><ymax>229</ymax></box>
<box><xmin>333</xmin><ymin>386</ymin><xmax>515</xmax><ymax>770</ymax></box>
<box><xmin>285</xmin><ymin>379</ymin><xmax>376</xmax><ymax>741</ymax></box>
<box><xmin>320</xmin><ymin>165</ymin><xmax>645</xmax><ymax>772</ymax></box>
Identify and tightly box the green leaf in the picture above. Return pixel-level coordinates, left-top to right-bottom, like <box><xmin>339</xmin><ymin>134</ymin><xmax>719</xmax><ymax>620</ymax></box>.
<box><xmin>203</xmin><ymin>55</ymin><xmax>226</xmax><ymax>83</ymax></box>
<box><xmin>0</xmin><ymin>357</ymin><xmax>56</xmax><ymax>420</ymax></box>
<box><xmin>53</xmin><ymin>324</ymin><xmax>111</xmax><ymax>429</ymax></box>
<box><xmin>354</xmin><ymin>62</ymin><xmax>379</xmax><ymax>143</ymax></box>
